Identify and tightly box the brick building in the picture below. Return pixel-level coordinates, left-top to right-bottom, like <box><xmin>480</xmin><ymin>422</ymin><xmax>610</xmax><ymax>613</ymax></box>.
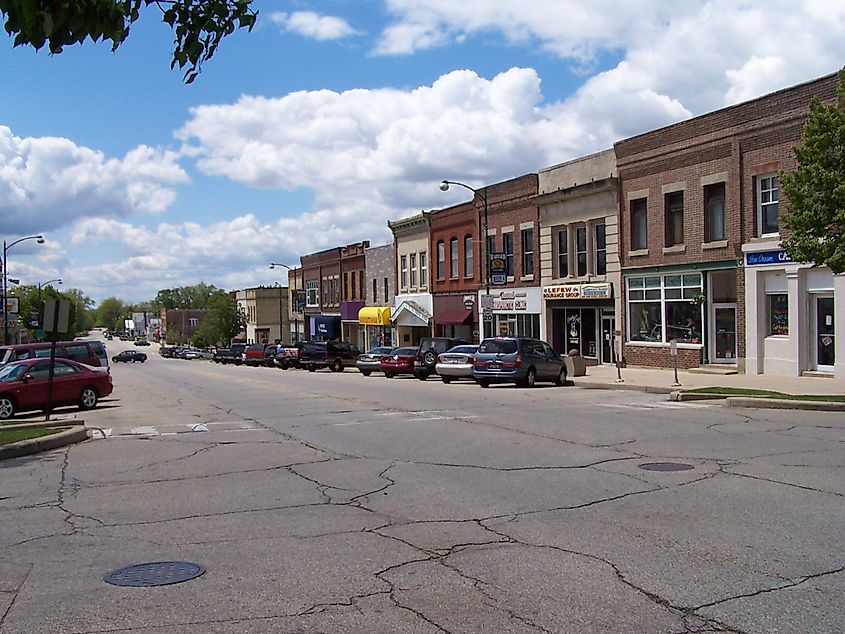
<box><xmin>300</xmin><ymin>246</ymin><xmax>342</xmax><ymax>340</ymax></box>
<box><xmin>340</xmin><ymin>241</ymin><xmax>369</xmax><ymax>347</ymax></box>
<box><xmin>614</xmin><ymin>72</ymin><xmax>841</xmax><ymax>375</ymax></box>
<box><xmin>360</xmin><ymin>243</ymin><xmax>395</xmax><ymax>349</ymax></box>
<box><xmin>160</xmin><ymin>308</ymin><xmax>209</xmax><ymax>345</ymax></box>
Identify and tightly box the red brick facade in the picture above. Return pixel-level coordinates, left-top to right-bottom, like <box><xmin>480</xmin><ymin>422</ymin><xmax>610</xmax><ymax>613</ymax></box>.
<box><xmin>485</xmin><ymin>174</ymin><xmax>540</xmax><ymax>286</ymax></box>
<box><xmin>614</xmin><ymin>73</ymin><xmax>839</xmax><ymax>369</ymax></box>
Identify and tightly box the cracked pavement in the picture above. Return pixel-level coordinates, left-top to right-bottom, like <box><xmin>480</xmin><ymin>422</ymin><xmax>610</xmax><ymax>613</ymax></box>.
<box><xmin>1</xmin><ymin>348</ymin><xmax>843</xmax><ymax>633</ymax></box>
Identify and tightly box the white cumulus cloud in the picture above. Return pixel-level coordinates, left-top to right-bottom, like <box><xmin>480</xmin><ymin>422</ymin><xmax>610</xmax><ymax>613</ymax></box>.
<box><xmin>270</xmin><ymin>11</ymin><xmax>361</xmax><ymax>40</ymax></box>
<box><xmin>0</xmin><ymin>127</ymin><xmax>189</xmax><ymax>234</ymax></box>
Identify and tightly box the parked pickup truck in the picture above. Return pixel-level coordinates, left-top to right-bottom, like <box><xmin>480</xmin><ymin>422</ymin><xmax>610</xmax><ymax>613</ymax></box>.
<box><xmin>244</xmin><ymin>343</ymin><xmax>271</xmax><ymax>367</ymax></box>
<box><xmin>212</xmin><ymin>343</ymin><xmax>247</xmax><ymax>365</ymax></box>
<box><xmin>272</xmin><ymin>345</ymin><xmax>301</xmax><ymax>369</ymax></box>
<box><xmin>299</xmin><ymin>340</ymin><xmax>360</xmax><ymax>372</ymax></box>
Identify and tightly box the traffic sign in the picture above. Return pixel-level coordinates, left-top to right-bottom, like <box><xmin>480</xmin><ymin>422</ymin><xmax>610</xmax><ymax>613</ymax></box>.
<box><xmin>482</xmin><ymin>308</ymin><xmax>493</xmax><ymax>322</ymax></box>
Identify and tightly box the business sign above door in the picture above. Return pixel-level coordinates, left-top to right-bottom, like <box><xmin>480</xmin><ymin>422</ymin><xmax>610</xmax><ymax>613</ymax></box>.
<box><xmin>745</xmin><ymin>250</ymin><xmax>794</xmax><ymax>266</ymax></box>
<box><xmin>542</xmin><ymin>283</ymin><xmax>613</xmax><ymax>300</ymax></box>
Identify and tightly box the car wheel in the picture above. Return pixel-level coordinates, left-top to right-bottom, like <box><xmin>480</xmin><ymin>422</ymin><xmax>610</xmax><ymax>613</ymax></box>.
<box><xmin>422</xmin><ymin>349</ymin><xmax>437</xmax><ymax>366</ymax></box>
<box><xmin>0</xmin><ymin>395</ymin><xmax>16</xmax><ymax>420</ymax></box>
<box><xmin>131</xmin><ymin>358</ymin><xmax>136</xmax><ymax>363</ymax></box>
<box><xmin>332</xmin><ymin>358</ymin><xmax>344</xmax><ymax>373</ymax></box>
<box><xmin>522</xmin><ymin>368</ymin><xmax>537</xmax><ymax>388</ymax></box>
<box><xmin>307</xmin><ymin>366</ymin><xmax>316</xmax><ymax>372</ymax></box>
<box><xmin>441</xmin><ymin>377</ymin><xmax>452</xmax><ymax>384</ymax></box>
<box><xmin>555</xmin><ymin>367</ymin><xmax>567</xmax><ymax>386</ymax></box>
<box><xmin>361</xmin><ymin>370</ymin><xmax>372</xmax><ymax>376</ymax></box>
<box><xmin>385</xmin><ymin>373</ymin><xmax>394</xmax><ymax>378</ymax></box>
<box><xmin>477</xmin><ymin>380</ymin><xmax>490</xmax><ymax>388</ymax></box>
<box><xmin>79</xmin><ymin>386</ymin><xmax>99</xmax><ymax>410</ymax></box>
<box><xmin>416</xmin><ymin>373</ymin><xmax>427</xmax><ymax>381</ymax></box>
<box><xmin>111</xmin><ymin>356</ymin><xmax>118</xmax><ymax>362</ymax></box>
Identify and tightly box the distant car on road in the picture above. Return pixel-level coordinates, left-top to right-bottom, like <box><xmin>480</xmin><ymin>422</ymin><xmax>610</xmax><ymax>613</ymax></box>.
<box><xmin>473</xmin><ymin>337</ymin><xmax>567</xmax><ymax>388</ymax></box>
<box><xmin>177</xmin><ymin>348</ymin><xmax>205</xmax><ymax>360</ymax></box>
<box><xmin>379</xmin><ymin>347</ymin><xmax>418</xmax><ymax>378</ymax></box>
<box><xmin>134</xmin><ymin>339</ymin><xmax>150</xmax><ymax>346</ymax></box>
<box><xmin>356</xmin><ymin>347</ymin><xmax>394</xmax><ymax>376</ymax></box>
<box><xmin>0</xmin><ymin>358</ymin><xmax>113</xmax><ymax>420</ymax></box>
<box><xmin>113</xmin><ymin>350</ymin><xmax>147</xmax><ymax>363</ymax></box>
<box><xmin>159</xmin><ymin>346</ymin><xmax>178</xmax><ymax>358</ymax></box>
<box><xmin>435</xmin><ymin>344</ymin><xmax>479</xmax><ymax>383</ymax></box>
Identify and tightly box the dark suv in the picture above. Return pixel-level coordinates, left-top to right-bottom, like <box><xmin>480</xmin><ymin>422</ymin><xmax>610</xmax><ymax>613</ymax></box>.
<box><xmin>413</xmin><ymin>337</ymin><xmax>467</xmax><ymax>380</ymax></box>
<box><xmin>473</xmin><ymin>337</ymin><xmax>567</xmax><ymax>388</ymax></box>
<box><xmin>299</xmin><ymin>340</ymin><xmax>360</xmax><ymax>372</ymax></box>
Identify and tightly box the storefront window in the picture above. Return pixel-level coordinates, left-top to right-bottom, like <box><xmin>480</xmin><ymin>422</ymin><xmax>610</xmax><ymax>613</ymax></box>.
<box><xmin>768</xmin><ymin>294</ymin><xmax>789</xmax><ymax>335</ymax></box>
<box><xmin>627</xmin><ymin>273</ymin><xmax>702</xmax><ymax>343</ymax></box>
<box><xmin>485</xmin><ymin>313</ymin><xmax>540</xmax><ymax>339</ymax></box>
<box><xmin>560</xmin><ymin>308</ymin><xmax>598</xmax><ymax>357</ymax></box>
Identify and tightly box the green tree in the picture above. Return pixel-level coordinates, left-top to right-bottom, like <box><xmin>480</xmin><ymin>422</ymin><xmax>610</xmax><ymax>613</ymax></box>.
<box><xmin>196</xmin><ymin>290</ymin><xmax>243</xmax><ymax>346</ymax></box>
<box><xmin>64</xmin><ymin>288</ymin><xmax>96</xmax><ymax>336</ymax></box>
<box><xmin>0</xmin><ymin>0</ymin><xmax>257</xmax><ymax>83</ymax></box>
<box><xmin>153</xmin><ymin>283</ymin><xmax>219</xmax><ymax>310</ymax></box>
<box><xmin>94</xmin><ymin>297</ymin><xmax>128</xmax><ymax>331</ymax></box>
<box><xmin>780</xmin><ymin>69</ymin><xmax>845</xmax><ymax>273</ymax></box>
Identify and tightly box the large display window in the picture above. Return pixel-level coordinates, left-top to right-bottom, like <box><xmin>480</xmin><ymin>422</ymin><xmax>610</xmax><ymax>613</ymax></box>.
<box><xmin>627</xmin><ymin>273</ymin><xmax>703</xmax><ymax>344</ymax></box>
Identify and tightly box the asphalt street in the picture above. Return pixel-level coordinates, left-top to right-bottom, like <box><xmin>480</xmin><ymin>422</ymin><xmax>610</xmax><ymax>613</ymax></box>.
<box><xmin>1</xmin><ymin>339</ymin><xmax>843</xmax><ymax>633</ymax></box>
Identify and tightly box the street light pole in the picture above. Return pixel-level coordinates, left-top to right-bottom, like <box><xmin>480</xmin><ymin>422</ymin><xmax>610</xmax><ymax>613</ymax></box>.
<box><xmin>439</xmin><ymin>180</ymin><xmax>490</xmax><ymax>295</ymax></box>
<box><xmin>269</xmin><ymin>262</ymin><xmax>298</xmax><ymax>344</ymax></box>
<box><xmin>2</xmin><ymin>235</ymin><xmax>45</xmax><ymax>345</ymax></box>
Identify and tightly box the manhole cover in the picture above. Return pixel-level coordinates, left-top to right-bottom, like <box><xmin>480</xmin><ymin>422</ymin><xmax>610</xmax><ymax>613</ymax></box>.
<box><xmin>104</xmin><ymin>562</ymin><xmax>205</xmax><ymax>587</ymax></box>
<box><xmin>638</xmin><ymin>462</ymin><xmax>694</xmax><ymax>472</ymax></box>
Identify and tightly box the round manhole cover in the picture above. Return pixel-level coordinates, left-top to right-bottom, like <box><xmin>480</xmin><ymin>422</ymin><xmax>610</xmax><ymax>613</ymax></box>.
<box><xmin>104</xmin><ymin>562</ymin><xmax>206</xmax><ymax>587</ymax></box>
<box><xmin>638</xmin><ymin>462</ymin><xmax>694</xmax><ymax>472</ymax></box>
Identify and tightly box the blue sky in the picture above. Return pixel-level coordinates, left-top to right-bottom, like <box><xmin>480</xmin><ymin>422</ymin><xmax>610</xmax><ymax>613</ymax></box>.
<box><xmin>1</xmin><ymin>0</ymin><xmax>843</xmax><ymax>304</ymax></box>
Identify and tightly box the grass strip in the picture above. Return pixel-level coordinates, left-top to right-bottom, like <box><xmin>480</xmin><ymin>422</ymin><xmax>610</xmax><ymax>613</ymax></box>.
<box><xmin>0</xmin><ymin>427</ymin><xmax>61</xmax><ymax>446</ymax></box>
<box><xmin>687</xmin><ymin>387</ymin><xmax>845</xmax><ymax>402</ymax></box>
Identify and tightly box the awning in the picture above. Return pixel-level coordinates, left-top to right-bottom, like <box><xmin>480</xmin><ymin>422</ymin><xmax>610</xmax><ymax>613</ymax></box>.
<box><xmin>435</xmin><ymin>308</ymin><xmax>474</xmax><ymax>325</ymax></box>
<box><xmin>358</xmin><ymin>306</ymin><xmax>391</xmax><ymax>326</ymax></box>
<box><xmin>392</xmin><ymin>300</ymin><xmax>430</xmax><ymax>327</ymax></box>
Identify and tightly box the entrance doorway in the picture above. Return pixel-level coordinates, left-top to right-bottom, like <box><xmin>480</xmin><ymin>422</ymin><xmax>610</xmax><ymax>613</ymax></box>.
<box><xmin>813</xmin><ymin>295</ymin><xmax>835</xmax><ymax>372</ymax></box>
<box><xmin>600</xmin><ymin>315</ymin><xmax>615</xmax><ymax>364</ymax></box>
<box><xmin>710</xmin><ymin>303</ymin><xmax>737</xmax><ymax>363</ymax></box>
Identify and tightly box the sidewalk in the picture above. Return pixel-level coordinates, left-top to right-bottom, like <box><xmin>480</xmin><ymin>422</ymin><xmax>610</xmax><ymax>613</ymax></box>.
<box><xmin>573</xmin><ymin>363</ymin><xmax>845</xmax><ymax>396</ymax></box>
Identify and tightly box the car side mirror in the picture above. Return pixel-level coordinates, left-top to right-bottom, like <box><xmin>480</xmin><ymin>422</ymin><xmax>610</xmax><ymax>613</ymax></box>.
<box><xmin>21</xmin><ymin>373</ymin><xmax>33</xmax><ymax>383</ymax></box>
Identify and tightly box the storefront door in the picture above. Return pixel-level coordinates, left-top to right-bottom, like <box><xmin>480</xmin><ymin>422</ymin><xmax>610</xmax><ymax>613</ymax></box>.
<box><xmin>814</xmin><ymin>295</ymin><xmax>835</xmax><ymax>372</ymax></box>
<box><xmin>600</xmin><ymin>316</ymin><xmax>615</xmax><ymax>364</ymax></box>
<box><xmin>711</xmin><ymin>303</ymin><xmax>737</xmax><ymax>363</ymax></box>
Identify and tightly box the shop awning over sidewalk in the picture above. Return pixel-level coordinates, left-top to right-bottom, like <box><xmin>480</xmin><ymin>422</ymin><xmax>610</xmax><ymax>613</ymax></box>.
<box><xmin>358</xmin><ymin>306</ymin><xmax>391</xmax><ymax>326</ymax></box>
<box><xmin>391</xmin><ymin>300</ymin><xmax>430</xmax><ymax>327</ymax></box>
<box><xmin>435</xmin><ymin>308</ymin><xmax>474</xmax><ymax>325</ymax></box>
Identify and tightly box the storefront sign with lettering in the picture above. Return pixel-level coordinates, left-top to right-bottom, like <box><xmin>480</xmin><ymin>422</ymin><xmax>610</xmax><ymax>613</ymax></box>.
<box><xmin>745</xmin><ymin>250</ymin><xmax>793</xmax><ymax>266</ymax></box>
<box><xmin>543</xmin><ymin>283</ymin><xmax>612</xmax><ymax>300</ymax></box>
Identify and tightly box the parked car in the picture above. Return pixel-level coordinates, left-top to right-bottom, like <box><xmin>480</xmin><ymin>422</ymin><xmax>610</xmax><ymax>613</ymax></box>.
<box><xmin>0</xmin><ymin>340</ymin><xmax>106</xmax><ymax>368</ymax></box>
<box><xmin>243</xmin><ymin>343</ymin><xmax>271</xmax><ymax>367</ymax></box>
<box><xmin>299</xmin><ymin>340</ymin><xmax>360</xmax><ymax>372</ymax></box>
<box><xmin>133</xmin><ymin>339</ymin><xmax>150</xmax><ymax>346</ymax></box>
<box><xmin>0</xmin><ymin>358</ymin><xmax>114</xmax><ymax>420</ymax></box>
<box><xmin>379</xmin><ymin>347</ymin><xmax>418</xmax><ymax>378</ymax></box>
<box><xmin>473</xmin><ymin>337</ymin><xmax>567</xmax><ymax>388</ymax></box>
<box><xmin>413</xmin><ymin>337</ymin><xmax>468</xmax><ymax>380</ymax></box>
<box><xmin>211</xmin><ymin>343</ymin><xmax>247</xmax><ymax>365</ymax></box>
<box><xmin>112</xmin><ymin>350</ymin><xmax>147</xmax><ymax>363</ymax></box>
<box><xmin>435</xmin><ymin>344</ymin><xmax>479</xmax><ymax>383</ymax></box>
<box><xmin>273</xmin><ymin>345</ymin><xmax>301</xmax><ymax>369</ymax></box>
<box><xmin>159</xmin><ymin>346</ymin><xmax>178</xmax><ymax>358</ymax></box>
<box><xmin>177</xmin><ymin>348</ymin><xmax>205</xmax><ymax>360</ymax></box>
<box><xmin>356</xmin><ymin>347</ymin><xmax>395</xmax><ymax>376</ymax></box>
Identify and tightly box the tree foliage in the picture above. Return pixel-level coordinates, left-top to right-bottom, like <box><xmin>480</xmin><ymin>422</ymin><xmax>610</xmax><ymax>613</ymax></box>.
<box><xmin>194</xmin><ymin>289</ymin><xmax>243</xmax><ymax>346</ymax></box>
<box><xmin>94</xmin><ymin>296</ymin><xmax>128</xmax><ymax>331</ymax></box>
<box><xmin>154</xmin><ymin>282</ymin><xmax>219</xmax><ymax>310</ymax></box>
<box><xmin>0</xmin><ymin>0</ymin><xmax>257</xmax><ymax>82</ymax></box>
<box><xmin>12</xmin><ymin>284</ymin><xmax>94</xmax><ymax>341</ymax></box>
<box><xmin>780</xmin><ymin>69</ymin><xmax>845</xmax><ymax>274</ymax></box>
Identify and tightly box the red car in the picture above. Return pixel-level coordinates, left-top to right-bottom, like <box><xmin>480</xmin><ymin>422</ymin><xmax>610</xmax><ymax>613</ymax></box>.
<box><xmin>379</xmin><ymin>347</ymin><xmax>419</xmax><ymax>378</ymax></box>
<box><xmin>0</xmin><ymin>358</ymin><xmax>113</xmax><ymax>419</ymax></box>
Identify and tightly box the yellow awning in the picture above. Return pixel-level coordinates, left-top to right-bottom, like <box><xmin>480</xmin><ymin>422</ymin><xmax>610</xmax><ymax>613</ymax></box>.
<box><xmin>358</xmin><ymin>306</ymin><xmax>391</xmax><ymax>326</ymax></box>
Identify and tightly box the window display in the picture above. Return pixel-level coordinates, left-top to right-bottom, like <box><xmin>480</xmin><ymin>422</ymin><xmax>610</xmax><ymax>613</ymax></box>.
<box><xmin>627</xmin><ymin>273</ymin><xmax>703</xmax><ymax>343</ymax></box>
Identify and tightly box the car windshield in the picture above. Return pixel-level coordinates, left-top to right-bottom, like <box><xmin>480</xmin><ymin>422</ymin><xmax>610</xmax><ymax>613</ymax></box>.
<box><xmin>478</xmin><ymin>339</ymin><xmax>518</xmax><ymax>354</ymax></box>
<box><xmin>367</xmin><ymin>347</ymin><xmax>393</xmax><ymax>355</ymax></box>
<box><xmin>447</xmin><ymin>345</ymin><xmax>478</xmax><ymax>354</ymax></box>
<box><xmin>0</xmin><ymin>363</ymin><xmax>27</xmax><ymax>382</ymax></box>
<box><xmin>394</xmin><ymin>348</ymin><xmax>418</xmax><ymax>355</ymax></box>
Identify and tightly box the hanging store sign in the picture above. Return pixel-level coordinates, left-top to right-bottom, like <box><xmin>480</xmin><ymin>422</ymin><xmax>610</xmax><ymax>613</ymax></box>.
<box><xmin>745</xmin><ymin>250</ymin><xmax>793</xmax><ymax>266</ymax></box>
<box><xmin>489</xmin><ymin>253</ymin><xmax>507</xmax><ymax>285</ymax></box>
<box><xmin>542</xmin><ymin>283</ymin><xmax>612</xmax><ymax>300</ymax></box>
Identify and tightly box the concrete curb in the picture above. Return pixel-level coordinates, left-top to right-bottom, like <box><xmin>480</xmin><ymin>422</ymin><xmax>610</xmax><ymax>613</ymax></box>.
<box><xmin>574</xmin><ymin>380</ymin><xmax>674</xmax><ymax>394</ymax></box>
<box><xmin>0</xmin><ymin>425</ymin><xmax>88</xmax><ymax>460</ymax></box>
<box><xmin>669</xmin><ymin>391</ymin><xmax>727</xmax><ymax>402</ymax></box>
<box><xmin>0</xmin><ymin>418</ymin><xmax>85</xmax><ymax>431</ymax></box>
<box><xmin>724</xmin><ymin>397</ymin><xmax>845</xmax><ymax>412</ymax></box>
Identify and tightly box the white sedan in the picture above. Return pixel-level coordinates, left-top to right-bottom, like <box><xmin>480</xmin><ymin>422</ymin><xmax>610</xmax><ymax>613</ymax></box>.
<box><xmin>434</xmin><ymin>345</ymin><xmax>479</xmax><ymax>383</ymax></box>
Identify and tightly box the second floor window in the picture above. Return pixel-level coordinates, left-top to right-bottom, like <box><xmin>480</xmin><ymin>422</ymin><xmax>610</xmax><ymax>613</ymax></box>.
<box><xmin>595</xmin><ymin>224</ymin><xmax>607</xmax><ymax>275</ymax></box>
<box><xmin>464</xmin><ymin>235</ymin><xmax>473</xmax><ymax>277</ymax></box>
<box><xmin>758</xmin><ymin>175</ymin><xmax>779</xmax><ymax>236</ymax></box>
<box><xmin>450</xmin><ymin>238</ymin><xmax>458</xmax><ymax>278</ymax></box>
<box><xmin>189</xmin><ymin>317</ymin><xmax>198</xmax><ymax>327</ymax></box>
<box><xmin>384</xmin><ymin>277</ymin><xmax>389</xmax><ymax>301</ymax></box>
<box><xmin>521</xmin><ymin>228</ymin><xmax>533</xmax><ymax>276</ymax></box>
<box><xmin>419</xmin><ymin>252</ymin><xmax>427</xmax><ymax>288</ymax></box>
<box><xmin>372</xmin><ymin>278</ymin><xmax>377</xmax><ymax>303</ymax></box>
<box><xmin>503</xmin><ymin>232</ymin><xmax>514</xmax><ymax>277</ymax></box>
<box><xmin>705</xmin><ymin>182</ymin><xmax>726</xmax><ymax>242</ymax></box>
<box><xmin>575</xmin><ymin>226</ymin><xmax>587</xmax><ymax>277</ymax></box>
<box><xmin>400</xmin><ymin>255</ymin><xmax>408</xmax><ymax>289</ymax></box>
<box><xmin>631</xmin><ymin>198</ymin><xmax>648</xmax><ymax>251</ymax></box>
<box><xmin>306</xmin><ymin>280</ymin><xmax>318</xmax><ymax>307</ymax></box>
<box><xmin>437</xmin><ymin>241</ymin><xmax>445</xmax><ymax>280</ymax></box>
<box><xmin>665</xmin><ymin>191</ymin><xmax>684</xmax><ymax>247</ymax></box>
<box><xmin>557</xmin><ymin>228</ymin><xmax>568</xmax><ymax>277</ymax></box>
<box><xmin>351</xmin><ymin>271</ymin><xmax>356</xmax><ymax>300</ymax></box>
<box><xmin>410</xmin><ymin>253</ymin><xmax>417</xmax><ymax>288</ymax></box>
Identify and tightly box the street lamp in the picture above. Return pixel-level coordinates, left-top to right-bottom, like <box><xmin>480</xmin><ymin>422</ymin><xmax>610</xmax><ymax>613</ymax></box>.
<box><xmin>2</xmin><ymin>234</ymin><xmax>45</xmax><ymax>345</ymax></box>
<box><xmin>439</xmin><ymin>180</ymin><xmax>490</xmax><ymax>294</ymax></box>
<box><xmin>269</xmin><ymin>262</ymin><xmax>299</xmax><ymax>343</ymax></box>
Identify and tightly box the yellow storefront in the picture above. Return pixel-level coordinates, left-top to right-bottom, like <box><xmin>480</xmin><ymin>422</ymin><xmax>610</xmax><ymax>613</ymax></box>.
<box><xmin>358</xmin><ymin>306</ymin><xmax>394</xmax><ymax>349</ymax></box>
